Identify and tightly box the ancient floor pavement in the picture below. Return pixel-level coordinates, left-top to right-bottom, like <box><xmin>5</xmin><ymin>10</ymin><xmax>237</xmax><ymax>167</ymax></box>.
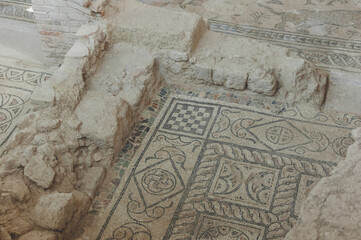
<box><xmin>0</xmin><ymin>0</ymin><xmax>34</xmax><ymax>23</ymax></box>
<box><xmin>0</xmin><ymin>63</ymin><xmax>50</xmax><ymax>155</ymax></box>
<box><xmin>141</xmin><ymin>0</ymin><xmax>361</xmax><ymax>73</ymax></box>
<box><xmin>79</xmin><ymin>85</ymin><xmax>361</xmax><ymax>240</ymax></box>
<box><xmin>0</xmin><ymin>1</ymin><xmax>360</xmax><ymax>239</ymax></box>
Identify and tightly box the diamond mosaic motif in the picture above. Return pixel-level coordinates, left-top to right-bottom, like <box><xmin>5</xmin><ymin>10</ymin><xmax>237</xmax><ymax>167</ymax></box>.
<box><xmin>248</xmin><ymin>120</ymin><xmax>311</xmax><ymax>151</ymax></box>
<box><xmin>93</xmin><ymin>95</ymin><xmax>357</xmax><ymax>240</ymax></box>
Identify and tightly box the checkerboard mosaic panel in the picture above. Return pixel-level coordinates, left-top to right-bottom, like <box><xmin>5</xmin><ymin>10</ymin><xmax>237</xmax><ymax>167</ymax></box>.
<box><xmin>94</xmin><ymin>95</ymin><xmax>360</xmax><ymax>240</ymax></box>
<box><xmin>162</xmin><ymin>103</ymin><xmax>213</xmax><ymax>135</ymax></box>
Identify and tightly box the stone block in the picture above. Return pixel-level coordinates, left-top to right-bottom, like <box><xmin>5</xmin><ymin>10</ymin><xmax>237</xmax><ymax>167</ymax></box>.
<box><xmin>213</xmin><ymin>67</ymin><xmax>247</xmax><ymax>90</ymax></box>
<box><xmin>24</xmin><ymin>155</ymin><xmax>55</xmax><ymax>189</ymax></box>
<box><xmin>30</xmin><ymin>85</ymin><xmax>55</xmax><ymax>108</ymax></box>
<box><xmin>346</xmin><ymin>140</ymin><xmax>361</xmax><ymax>157</ymax></box>
<box><xmin>351</xmin><ymin>127</ymin><xmax>361</xmax><ymax>141</ymax></box>
<box><xmin>76</xmin><ymin>24</ymin><xmax>99</xmax><ymax>37</ymax></box>
<box><xmin>65</xmin><ymin>40</ymin><xmax>89</xmax><ymax>58</ymax></box>
<box><xmin>1</xmin><ymin>179</ymin><xmax>30</xmax><ymax>202</ymax></box>
<box><xmin>35</xmin><ymin>192</ymin><xmax>75</xmax><ymax>230</ymax></box>
<box><xmin>36</xmin><ymin>118</ymin><xmax>61</xmax><ymax>132</ymax></box>
<box><xmin>285</xmin><ymin>154</ymin><xmax>361</xmax><ymax>240</ymax></box>
<box><xmin>19</xmin><ymin>230</ymin><xmax>57</xmax><ymax>240</ymax></box>
<box><xmin>87</xmin><ymin>42</ymin><xmax>161</xmax><ymax>120</ymax></box>
<box><xmin>5</xmin><ymin>217</ymin><xmax>33</xmax><ymax>236</ymax></box>
<box><xmin>0</xmin><ymin>227</ymin><xmax>11</xmax><ymax>240</ymax></box>
<box><xmin>178</xmin><ymin>31</ymin><xmax>327</xmax><ymax>107</ymax></box>
<box><xmin>112</xmin><ymin>0</ymin><xmax>206</xmax><ymax>53</ymax></box>
<box><xmin>248</xmin><ymin>69</ymin><xmax>278</xmax><ymax>96</ymax></box>
<box><xmin>80</xmin><ymin>167</ymin><xmax>106</xmax><ymax>198</ymax></box>
<box><xmin>74</xmin><ymin>90</ymin><xmax>131</xmax><ymax>154</ymax></box>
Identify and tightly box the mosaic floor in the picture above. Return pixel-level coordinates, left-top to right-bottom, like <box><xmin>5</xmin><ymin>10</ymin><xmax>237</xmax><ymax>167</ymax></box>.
<box><xmin>0</xmin><ymin>63</ymin><xmax>50</xmax><ymax>155</ymax></box>
<box><xmin>139</xmin><ymin>0</ymin><xmax>361</xmax><ymax>73</ymax></box>
<box><xmin>80</xmin><ymin>84</ymin><xmax>361</xmax><ymax>240</ymax></box>
<box><xmin>0</xmin><ymin>0</ymin><xmax>34</xmax><ymax>23</ymax></box>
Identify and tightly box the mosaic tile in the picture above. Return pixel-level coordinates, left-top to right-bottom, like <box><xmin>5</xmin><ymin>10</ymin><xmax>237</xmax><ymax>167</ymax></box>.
<box><xmin>0</xmin><ymin>64</ymin><xmax>50</xmax><ymax>155</ymax></box>
<box><xmin>139</xmin><ymin>0</ymin><xmax>361</xmax><ymax>72</ymax></box>
<box><xmin>89</xmin><ymin>91</ymin><xmax>359</xmax><ymax>240</ymax></box>
<box><xmin>0</xmin><ymin>0</ymin><xmax>34</xmax><ymax>23</ymax></box>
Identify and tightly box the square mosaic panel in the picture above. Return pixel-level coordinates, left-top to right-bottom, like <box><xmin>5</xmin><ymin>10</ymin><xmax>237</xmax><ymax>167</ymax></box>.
<box><xmin>162</xmin><ymin>103</ymin><xmax>213</xmax><ymax>135</ymax></box>
<box><xmin>95</xmin><ymin>95</ymin><xmax>358</xmax><ymax>240</ymax></box>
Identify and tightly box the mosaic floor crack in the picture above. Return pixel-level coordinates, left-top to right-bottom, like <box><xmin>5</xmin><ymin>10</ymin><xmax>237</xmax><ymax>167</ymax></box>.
<box><xmin>96</xmin><ymin>94</ymin><xmax>357</xmax><ymax>240</ymax></box>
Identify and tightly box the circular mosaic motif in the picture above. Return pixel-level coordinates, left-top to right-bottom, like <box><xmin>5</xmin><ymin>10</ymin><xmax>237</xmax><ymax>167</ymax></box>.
<box><xmin>141</xmin><ymin>168</ymin><xmax>176</xmax><ymax>195</ymax></box>
<box><xmin>266</xmin><ymin>126</ymin><xmax>294</xmax><ymax>145</ymax></box>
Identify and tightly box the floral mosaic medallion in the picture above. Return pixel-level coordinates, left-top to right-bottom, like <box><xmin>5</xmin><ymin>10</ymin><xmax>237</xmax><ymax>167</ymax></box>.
<box><xmin>0</xmin><ymin>64</ymin><xmax>50</xmax><ymax>155</ymax></box>
<box><xmin>96</xmin><ymin>94</ymin><xmax>358</xmax><ymax>240</ymax></box>
<box><xmin>0</xmin><ymin>87</ymin><xmax>31</xmax><ymax>155</ymax></box>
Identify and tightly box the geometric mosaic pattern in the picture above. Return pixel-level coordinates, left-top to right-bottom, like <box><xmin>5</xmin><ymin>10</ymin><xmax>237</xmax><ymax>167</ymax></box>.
<box><xmin>0</xmin><ymin>64</ymin><xmax>51</xmax><ymax>86</ymax></box>
<box><xmin>0</xmin><ymin>93</ymin><xmax>25</xmax><ymax>135</ymax></box>
<box><xmin>210</xmin><ymin>21</ymin><xmax>361</xmax><ymax>73</ymax></box>
<box><xmin>163</xmin><ymin>103</ymin><xmax>213</xmax><ymax>135</ymax></box>
<box><xmin>139</xmin><ymin>0</ymin><xmax>361</xmax><ymax>72</ymax></box>
<box><xmin>0</xmin><ymin>0</ymin><xmax>34</xmax><ymax>23</ymax></box>
<box><xmin>96</xmin><ymin>95</ymin><xmax>359</xmax><ymax>240</ymax></box>
<box><xmin>0</xmin><ymin>87</ymin><xmax>31</xmax><ymax>156</ymax></box>
<box><xmin>0</xmin><ymin>64</ymin><xmax>49</xmax><ymax>155</ymax></box>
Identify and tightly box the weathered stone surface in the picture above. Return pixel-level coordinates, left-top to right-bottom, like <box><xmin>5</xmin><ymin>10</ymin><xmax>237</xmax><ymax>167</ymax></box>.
<box><xmin>291</xmin><ymin>63</ymin><xmax>328</xmax><ymax>108</ymax></box>
<box><xmin>1</xmin><ymin>179</ymin><xmax>30</xmax><ymax>202</ymax></box>
<box><xmin>85</xmin><ymin>43</ymin><xmax>162</xmax><ymax>155</ymax></box>
<box><xmin>248</xmin><ymin>69</ymin><xmax>278</xmax><ymax>96</ymax></box>
<box><xmin>30</xmin><ymin>85</ymin><xmax>55</xmax><ymax>108</ymax></box>
<box><xmin>213</xmin><ymin>67</ymin><xmax>247</xmax><ymax>90</ymax></box>
<box><xmin>285</xmin><ymin>128</ymin><xmax>361</xmax><ymax>240</ymax></box>
<box><xmin>111</xmin><ymin>0</ymin><xmax>207</xmax><ymax>53</ymax></box>
<box><xmin>50</xmin><ymin>59</ymin><xmax>86</xmax><ymax>108</ymax></box>
<box><xmin>93</xmin><ymin>152</ymin><xmax>103</xmax><ymax>162</ymax></box>
<box><xmin>60</xmin><ymin>191</ymin><xmax>91</xmax><ymax>237</ymax></box>
<box><xmin>18</xmin><ymin>230</ymin><xmax>57</xmax><ymax>240</ymax></box>
<box><xmin>106</xmin><ymin>43</ymin><xmax>161</xmax><ymax>117</ymax></box>
<box><xmin>159</xmin><ymin>29</ymin><xmax>327</xmax><ymax>107</ymax></box>
<box><xmin>351</xmin><ymin>127</ymin><xmax>361</xmax><ymax>141</ymax></box>
<box><xmin>65</xmin><ymin>41</ymin><xmax>89</xmax><ymax>58</ymax></box>
<box><xmin>88</xmin><ymin>0</ymin><xmax>107</xmax><ymax>12</ymax></box>
<box><xmin>0</xmin><ymin>19</ymin><xmax>111</xmax><ymax>240</ymax></box>
<box><xmin>35</xmin><ymin>192</ymin><xmax>75</xmax><ymax>230</ymax></box>
<box><xmin>76</xmin><ymin>24</ymin><xmax>100</xmax><ymax>37</ymax></box>
<box><xmin>346</xmin><ymin>140</ymin><xmax>361</xmax><ymax>157</ymax></box>
<box><xmin>74</xmin><ymin>90</ymin><xmax>131</xmax><ymax>154</ymax></box>
<box><xmin>36</xmin><ymin>118</ymin><xmax>61</xmax><ymax>132</ymax></box>
<box><xmin>169</xmin><ymin>51</ymin><xmax>188</xmax><ymax>62</ymax></box>
<box><xmin>0</xmin><ymin>227</ymin><xmax>11</xmax><ymax>240</ymax></box>
<box><xmin>5</xmin><ymin>217</ymin><xmax>33</xmax><ymax>236</ymax></box>
<box><xmin>80</xmin><ymin>167</ymin><xmax>106</xmax><ymax>198</ymax></box>
<box><xmin>5</xmin><ymin>128</ymin><xmax>36</xmax><ymax>151</ymax></box>
<box><xmin>17</xmin><ymin>113</ymin><xmax>38</xmax><ymax>131</ymax></box>
<box><xmin>0</xmin><ymin>193</ymin><xmax>14</xmax><ymax>213</ymax></box>
<box><xmin>24</xmin><ymin>155</ymin><xmax>55</xmax><ymax>189</ymax></box>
